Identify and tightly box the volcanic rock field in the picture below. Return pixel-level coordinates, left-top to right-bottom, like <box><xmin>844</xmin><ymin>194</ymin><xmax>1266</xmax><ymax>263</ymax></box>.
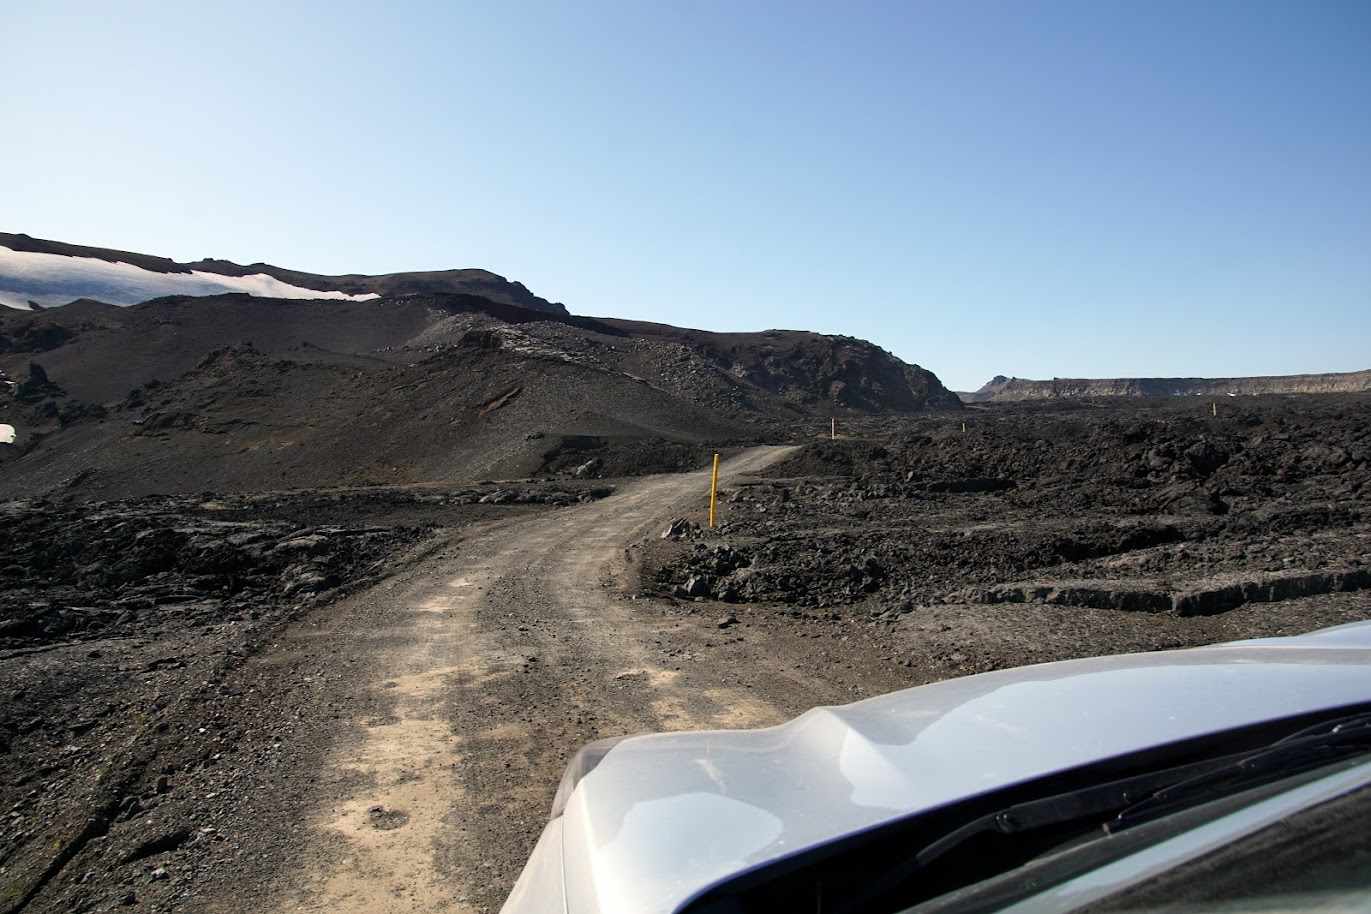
<box><xmin>1</xmin><ymin>237</ymin><xmax>1368</xmax><ymax>913</ymax></box>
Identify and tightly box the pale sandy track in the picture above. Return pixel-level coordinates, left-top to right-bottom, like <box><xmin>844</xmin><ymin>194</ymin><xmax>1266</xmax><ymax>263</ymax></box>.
<box><xmin>267</xmin><ymin>446</ymin><xmax>845</xmax><ymax>914</ymax></box>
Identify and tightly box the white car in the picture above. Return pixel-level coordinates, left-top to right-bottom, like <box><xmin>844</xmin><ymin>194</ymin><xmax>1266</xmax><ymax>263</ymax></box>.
<box><xmin>501</xmin><ymin>621</ymin><xmax>1371</xmax><ymax>914</ymax></box>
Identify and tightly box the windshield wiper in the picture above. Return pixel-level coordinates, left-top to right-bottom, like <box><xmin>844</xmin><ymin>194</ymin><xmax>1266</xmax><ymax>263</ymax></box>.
<box><xmin>1106</xmin><ymin>712</ymin><xmax>1371</xmax><ymax>832</ymax></box>
<box><xmin>837</xmin><ymin>712</ymin><xmax>1371</xmax><ymax>914</ymax></box>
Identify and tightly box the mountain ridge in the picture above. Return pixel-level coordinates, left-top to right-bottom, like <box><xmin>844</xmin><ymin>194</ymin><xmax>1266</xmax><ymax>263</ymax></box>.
<box><xmin>0</xmin><ymin>231</ymin><xmax>568</xmax><ymax>314</ymax></box>
<box><xmin>963</xmin><ymin>370</ymin><xmax>1371</xmax><ymax>402</ymax></box>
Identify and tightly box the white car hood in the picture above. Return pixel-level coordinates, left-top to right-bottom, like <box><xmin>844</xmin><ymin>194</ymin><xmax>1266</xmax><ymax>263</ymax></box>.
<box><xmin>505</xmin><ymin>622</ymin><xmax>1371</xmax><ymax>914</ymax></box>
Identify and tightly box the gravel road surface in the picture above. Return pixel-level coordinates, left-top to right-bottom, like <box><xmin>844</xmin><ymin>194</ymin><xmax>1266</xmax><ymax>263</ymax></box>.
<box><xmin>256</xmin><ymin>446</ymin><xmax>909</xmax><ymax>913</ymax></box>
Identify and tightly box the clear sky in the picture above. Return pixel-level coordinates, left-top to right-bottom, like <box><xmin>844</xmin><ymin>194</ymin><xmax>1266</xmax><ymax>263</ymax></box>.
<box><xmin>4</xmin><ymin>0</ymin><xmax>1368</xmax><ymax>391</ymax></box>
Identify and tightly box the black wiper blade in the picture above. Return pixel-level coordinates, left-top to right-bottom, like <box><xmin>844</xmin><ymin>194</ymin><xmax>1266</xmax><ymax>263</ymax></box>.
<box><xmin>837</xmin><ymin>712</ymin><xmax>1371</xmax><ymax>914</ymax></box>
<box><xmin>911</xmin><ymin>755</ymin><xmax>1234</xmax><ymax>868</ymax></box>
<box><xmin>836</xmin><ymin>756</ymin><xmax>1233</xmax><ymax>914</ymax></box>
<box><xmin>1106</xmin><ymin>713</ymin><xmax>1371</xmax><ymax>833</ymax></box>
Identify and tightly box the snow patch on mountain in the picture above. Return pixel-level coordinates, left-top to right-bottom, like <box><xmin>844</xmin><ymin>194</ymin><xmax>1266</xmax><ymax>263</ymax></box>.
<box><xmin>0</xmin><ymin>424</ymin><xmax>15</xmax><ymax>444</ymax></box>
<box><xmin>0</xmin><ymin>246</ymin><xmax>380</xmax><ymax>309</ymax></box>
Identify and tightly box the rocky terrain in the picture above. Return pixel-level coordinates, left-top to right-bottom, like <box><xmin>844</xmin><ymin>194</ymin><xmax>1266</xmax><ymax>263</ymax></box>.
<box><xmin>1</xmin><ymin>234</ymin><xmax>1368</xmax><ymax>913</ymax></box>
<box><xmin>0</xmin><ymin>482</ymin><xmax>611</xmax><ymax>914</ymax></box>
<box><xmin>1</xmin><ymin>393</ymin><xmax>1365</xmax><ymax>913</ymax></box>
<box><xmin>650</xmin><ymin>395</ymin><xmax>1370</xmax><ymax>672</ymax></box>
<box><xmin>965</xmin><ymin>369</ymin><xmax>1371</xmax><ymax>401</ymax></box>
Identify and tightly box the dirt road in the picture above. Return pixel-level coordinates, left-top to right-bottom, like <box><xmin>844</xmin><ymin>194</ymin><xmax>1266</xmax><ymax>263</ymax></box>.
<box><xmin>258</xmin><ymin>446</ymin><xmax>900</xmax><ymax>913</ymax></box>
<box><xmin>9</xmin><ymin>400</ymin><xmax>1365</xmax><ymax>914</ymax></box>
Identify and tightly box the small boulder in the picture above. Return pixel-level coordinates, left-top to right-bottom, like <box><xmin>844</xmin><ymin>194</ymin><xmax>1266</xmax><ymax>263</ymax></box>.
<box><xmin>675</xmin><ymin>575</ymin><xmax>711</xmax><ymax>599</ymax></box>
<box><xmin>661</xmin><ymin>518</ymin><xmax>701</xmax><ymax>540</ymax></box>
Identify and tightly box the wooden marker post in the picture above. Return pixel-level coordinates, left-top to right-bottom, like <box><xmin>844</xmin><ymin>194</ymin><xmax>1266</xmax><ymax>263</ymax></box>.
<box><xmin>831</xmin><ymin>418</ymin><xmax>836</xmax><ymax>440</ymax></box>
<box><xmin>709</xmin><ymin>453</ymin><xmax>720</xmax><ymax>527</ymax></box>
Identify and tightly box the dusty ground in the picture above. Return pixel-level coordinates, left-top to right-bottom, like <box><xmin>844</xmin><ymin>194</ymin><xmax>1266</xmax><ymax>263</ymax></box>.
<box><xmin>2</xmin><ymin>397</ymin><xmax>1369</xmax><ymax>914</ymax></box>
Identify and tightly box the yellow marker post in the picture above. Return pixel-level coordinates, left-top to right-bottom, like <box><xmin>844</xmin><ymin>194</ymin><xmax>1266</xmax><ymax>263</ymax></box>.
<box><xmin>709</xmin><ymin>453</ymin><xmax>720</xmax><ymax>527</ymax></box>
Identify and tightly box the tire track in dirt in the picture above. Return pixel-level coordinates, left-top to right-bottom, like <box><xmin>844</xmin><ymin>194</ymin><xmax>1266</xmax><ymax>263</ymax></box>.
<box><xmin>270</xmin><ymin>447</ymin><xmax>804</xmax><ymax>914</ymax></box>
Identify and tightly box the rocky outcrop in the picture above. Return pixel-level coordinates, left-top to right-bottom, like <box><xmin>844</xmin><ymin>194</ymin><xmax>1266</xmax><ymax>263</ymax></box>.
<box><xmin>604</xmin><ymin>320</ymin><xmax>962</xmax><ymax>413</ymax></box>
<box><xmin>726</xmin><ymin>333</ymin><xmax>960</xmax><ymax>412</ymax></box>
<box><xmin>966</xmin><ymin>567</ymin><xmax>1371</xmax><ymax>616</ymax></box>
<box><xmin>0</xmin><ymin>321</ymin><xmax>74</xmax><ymax>354</ymax></box>
<box><xmin>964</xmin><ymin>370</ymin><xmax>1371</xmax><ymax>402</ymax></box>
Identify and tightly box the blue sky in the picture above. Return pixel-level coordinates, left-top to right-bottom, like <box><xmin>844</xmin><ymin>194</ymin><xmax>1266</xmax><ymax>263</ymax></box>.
<box><xmin>4</xmin><ymin>0</ymin><xmax>1367</xmax><ymax>391</ymax></box>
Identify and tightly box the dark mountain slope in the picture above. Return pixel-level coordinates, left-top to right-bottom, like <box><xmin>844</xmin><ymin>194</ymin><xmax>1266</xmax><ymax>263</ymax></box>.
<box><xmin>601</xmin><ymin>320</ymin><xmax>961</xmax><ymax>413</ymax></box>
<box><xmin>1</xmin><ymin>288</ymin><xmax>963</xmax><ymax>498</ymax></box>
<box><xmin>0</xmin><ymin>340</ymin><xmax>755</xmax><ymax>499</ymax></box>
<box><xmin>0</xmin><ymin>293</ymin><xmax>620</xmax><ymax>404</ymax></box>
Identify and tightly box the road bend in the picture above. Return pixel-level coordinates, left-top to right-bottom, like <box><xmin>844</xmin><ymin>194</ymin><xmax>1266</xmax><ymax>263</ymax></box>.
<box><xmin>270</xmin><ymin>446</ymin><xmax>812</xmax><ymax>913</ymax></box>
